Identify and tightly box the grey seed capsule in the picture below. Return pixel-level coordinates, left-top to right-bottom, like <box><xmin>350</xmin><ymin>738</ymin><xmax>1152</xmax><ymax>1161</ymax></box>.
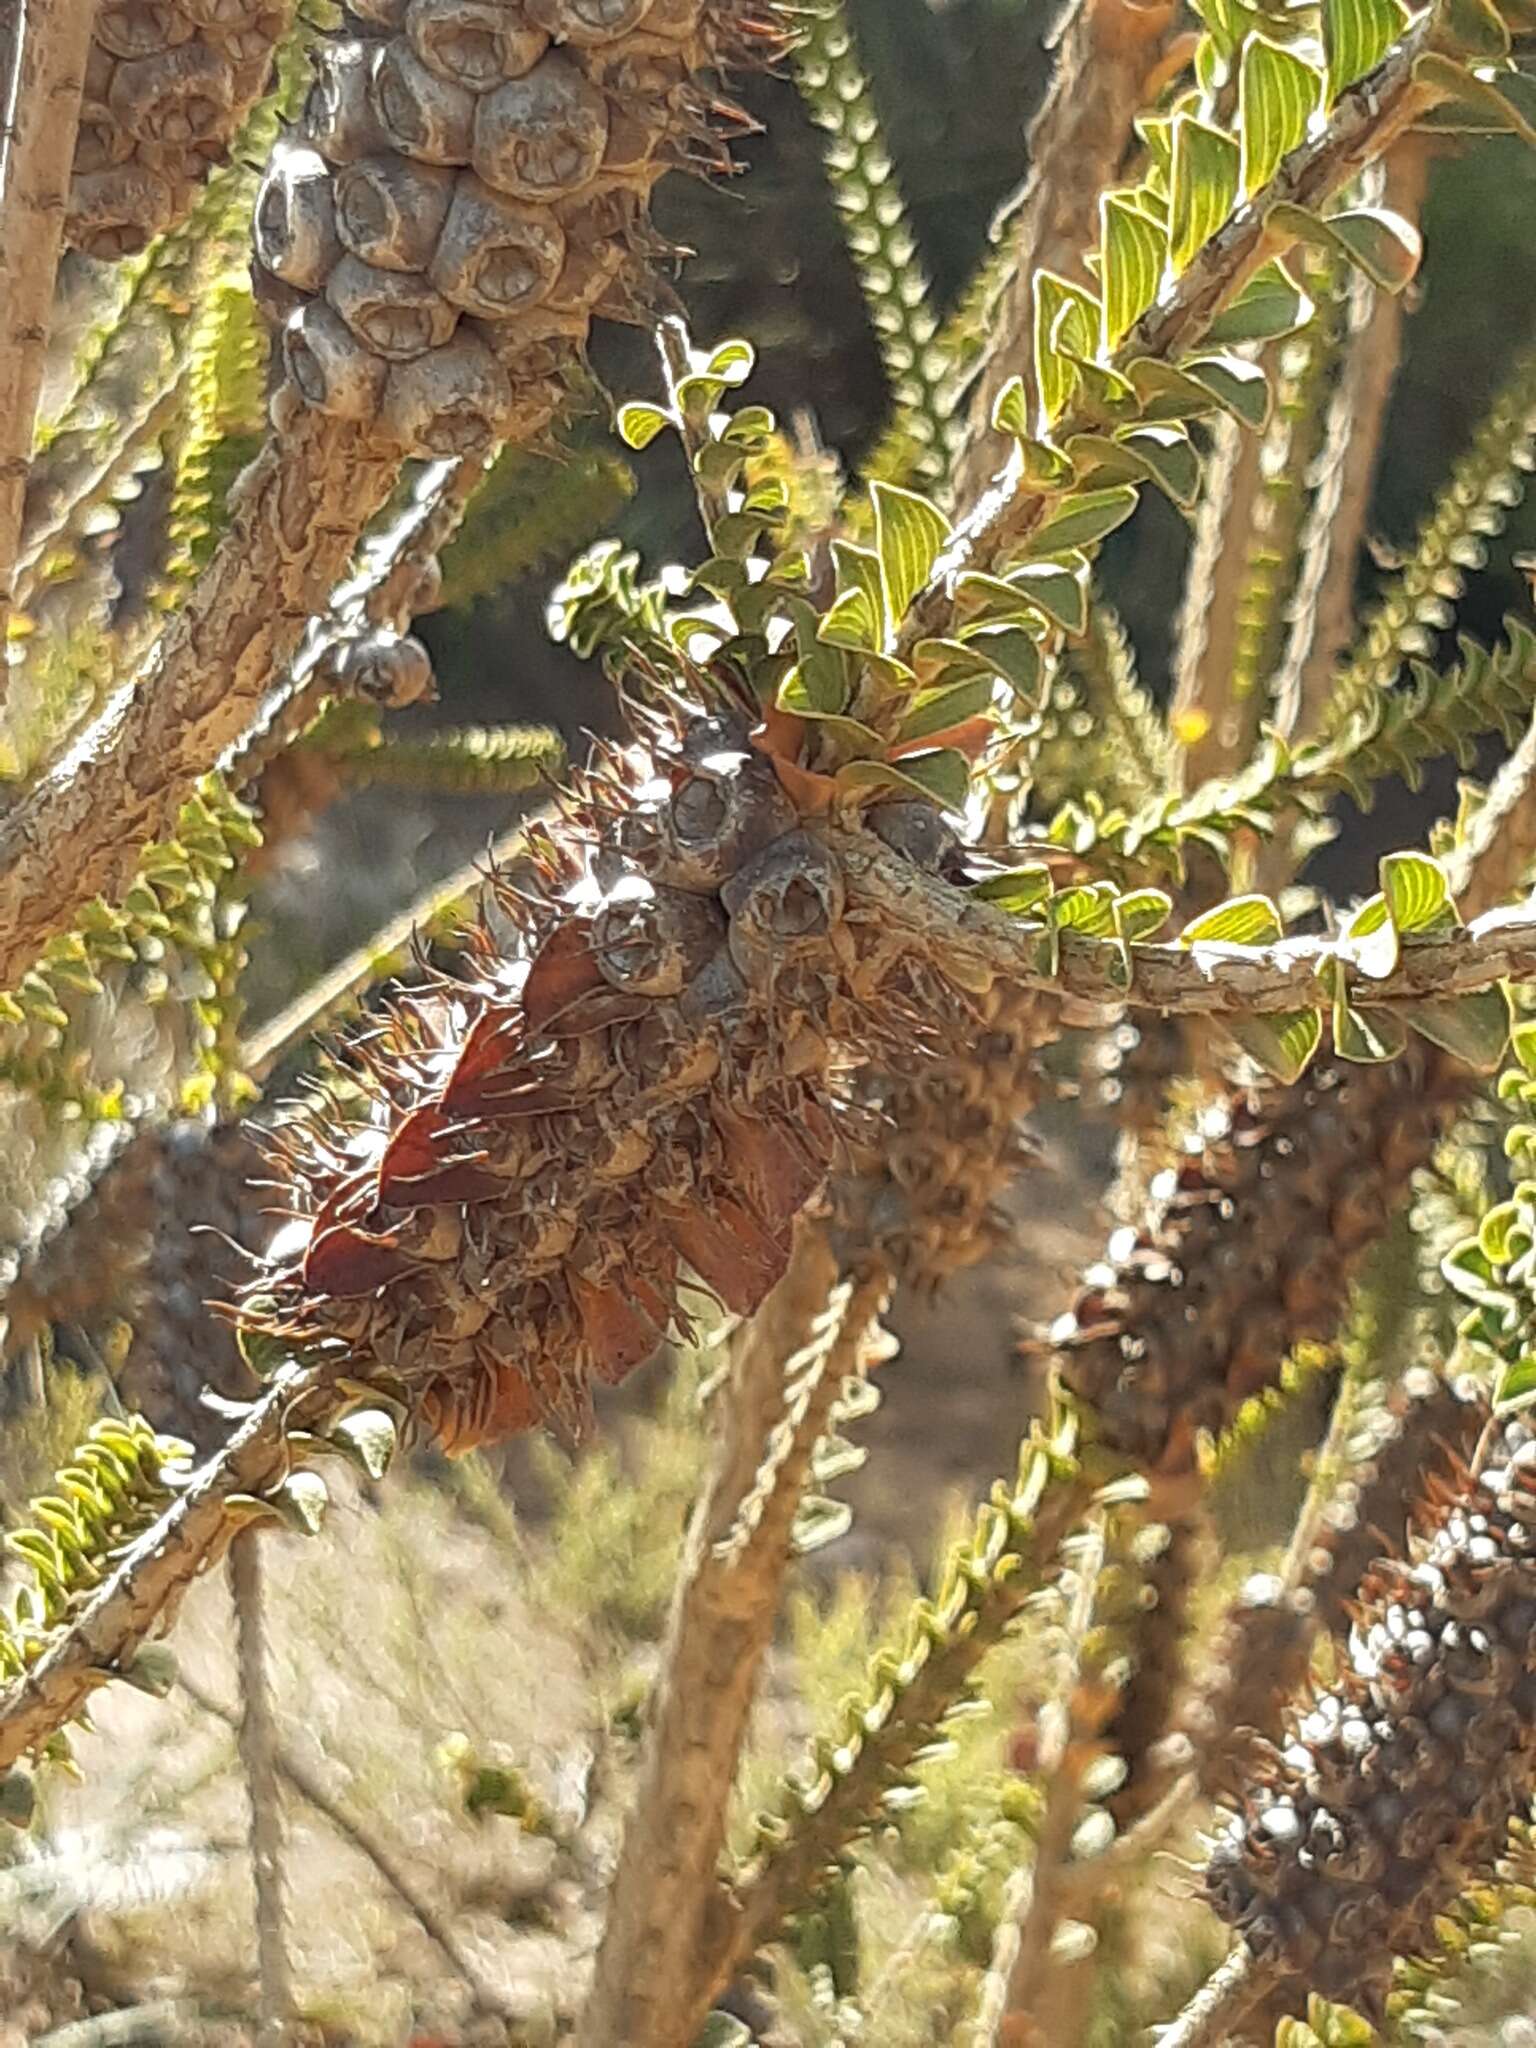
<box><xmin>333</xmin><ymin>154</ymin><xmax>455</xmax><ymax>272</ymax></box>
<box><xmin>108</xmin><ymin>43</ymin><xmax>233</xmax><ymax>146</ymax></box>
<box><xmin>427</xmin><ymin>172</ymin><xmax>566</xmax><ymax>317</ymax></box>
<box><xmin>406</xmin><ymin>0</ymin><xmax>550</xmax><ymax>90</ymax></box>
<box><xmin>376</xmin><ymin>330</ymin><xmax>518</xmax><ymax>455</ymax></box>
<box><xmin>722</xmin><ymin>830</ymin><xmax>847</xmax><ymax>958</ymax></box>
<box><xmin>254</xmin><ymin>145</ymin><xmax>343</xmax><ymax>291</ymax></box>
<box><xmin>72</xmin><ymin>120</ymin><xmax>137</xmax><ymax>173</ymax></box>
<box><xmin>67</xmin><ymin>165</ymin><xmax>178</xmax><ymax>257</ymax></box>
<box><xmin>472</xmin><ymin>53</ymin><xmax>608</xmax><ymax>202</ymax></box>
<box><xmin>282</xmin><ymin>299</ymin><xmax>389</xmax><ymax>421</ymax></box>
<box><xmin>592</xmin><ymin>879</ymin><xmax>726</xmax><ymax>997</ymax></box>
<box><xmin>327</xmin><ymin>630</ymin><xmax>435</xmax><ymax>707</ymax></box>
<box><xmin>304</xmin><ymin>40</ymin><xmax>391</xmax><ymax>164</ymax></box>
<box><xmin>372</xmin><ymin>37</ymin><xmax>476</xmax><ymax>163</ymax></box>
<box><xmin>525</xmin><ymin>0</ymin><xmax>650</xmax><ymax>41</ymax></box>
<box><xmin>327</xmin><ymin>252</ymin><xmax>459</xmax><ymax>361</ymax></box>
<box><xmin>345</xmin><ymin>0</ymin><xmax>410</xmax><ymax>26</ymax></box>
<box><xmin>93</xmin><ymin>1</ymin><xmax>194</xmax><ymax>60</ymax></box>
<box><xmin>182</xmin><ymin>0</ymin><xmax>272</xmax><ymax>25</ymax></box>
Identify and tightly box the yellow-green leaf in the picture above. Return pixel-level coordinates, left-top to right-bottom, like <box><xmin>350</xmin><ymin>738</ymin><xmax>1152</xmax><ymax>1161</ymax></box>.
<box><xmin>1034</xmin><ymin>272</ymin><xmax>1098</xmax><ymax>425</ymax></box>
<box><xmin>1267</xmin><ymin>202</ymin><xmax>1422</xmax><ymax>293</ymax></box>
<box><xmin>1100</xmin><ymin>193</ymin><xmax>1167</xmax><ymax>348</ymax></box>
<box><xmin>1414</xmin><ymin>52</ymin><xmax>1536</xmax><ymax>146</ymax></box>
<box><xmin>895</xmin><ymin>675</ymin><xmax>996</xmax><ymax>744</ymax></box>
<box><xmin>1026</xmin><ymin>486</ymin><xmax>1140</xmax><ymax>555</ymax></box>
<box><xmin>1179</xmin><ymin>894</ymin><xmax>1284</xmax><ymax>946</ymax></box>
<box><xmin>1240</xmin><ymin>37</ymin><xmax>1324</xmax><ymax>196</ymax></box>
<box><xmin>1169</xmin><ymin>116</ymin><xmax>1240</xmax><ymax>273</ymax></box>
<box><xmin>1228</xmin><ymin>1007</ymin><xmax>1324</xmax><ymax>1083</ymax></box>
<box><xmin>972</xmin><ymin>865</ymin><xmax>1055</xmax><ymax>915</ymax></box>
<box><xmin>1381</xmin><ymin>850</ymin><xmax>1456</xmax><ymax>934</ymax></box>
<box><xmin>1323</xmin><ymin>0</ymin><xmax>1409</xmax><ymax>100</ymax></box>
<box><xmin>1406</xmin><ymin>986</ymin><xmax>1512</xmax><ymax>1070</ymax></box>
<box><xmin>616</xmin><ymin>402</ymin><xmax>670</xmax><ymax>450</ymax></box>
<box><xmin>1205</xmin><ymin>260</ymin><xmax>1312</xmax><ymax>345</ymax></box>
<box><xmin>819</xmin><ymin>541</ymin><xmax>886</xmax><ymax>653</ymax></box>
<box><xmin>872</xmin><ymin>482</ymin><xmax>951</xmax><ymax>629</ymax></box>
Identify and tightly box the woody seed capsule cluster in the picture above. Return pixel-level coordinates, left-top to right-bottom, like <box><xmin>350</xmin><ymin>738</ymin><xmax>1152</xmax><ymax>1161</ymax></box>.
<box><xmin>1207</xmin><ymin>1405</ymin><xmax>1536</xmax><ymax>2014</ymax></box>
<box><xmin>71</xmin><ymin>0</ymin><xmax>297</xmax><ymax>257</ymax></box>
<box><xmin>241</xmin><ymin>715</ymin><xmax>945</xmax><ymax>1453</ymax></box>
<box><xmin>252</xmin><ymin>0</ymin><xmax>784</xmax><ymax>455</ymax></box>
<box><xmin>1043</xmin><ymin>1046</ymin><xmax>1467</xmax><ymax>1488</ymax></box>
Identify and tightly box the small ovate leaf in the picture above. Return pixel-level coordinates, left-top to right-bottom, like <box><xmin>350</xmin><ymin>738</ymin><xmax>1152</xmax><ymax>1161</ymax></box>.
<box><xmin>1405</xmin><ymin>986</ymin><xmax>1512</xmax><ymax>1071</ymax></box>
<box><xmin>0</xmin><ymin>1771</ymin><xmax>36</xmax><ymax>1830</ymax></box>
<box><xmin>1227</xmin><ymin>1006</ymin><xmax>1324</xmax><ymax>1083</ymax></box>
<box><xmin>1381</xmin><ymin>850</ymin><xmax>1456</xmax><ymax>934</ymax></box>
<box><xmin>1441</xmin><ymin>0</ymin><xmax>1513</xmax><ymax>59</ymax></box>
<box><xmin>992</xmin><ymin>375</ymin><xmax>1030</xmax><ymax>438</ymax></box>
<box><xmin>1496</xmin><ymin>1353</ymin><xmax>1536</xmax><ymax>1415</ymax></box>
<box><xmin>1007</xmin><ymin>556</ymin><xmax>1090</xmax><ymax>634</ymax></box>
<box><xmin>695</xmin><ymin>2017</ymin><xmax>754</xmax><ymax>2048</ymax></box>
<box><xmin>838</xmin><ymin>750</ymin><xmax>970</xmax><ymax>813</ymax></box>
<box><xmin>1116</xmin><ymin>424</ymin><xmax>1202</xmax><ymax>508</ymax></box>
<box><xmin>961</xmin><ymin>622</ymin><xmax>1044</xmax><ymax>702</ymax></box>
<box><xmin>1512</xmin><ymin>1018</ymin><xmax>1536</xmax><ymax>1075</ymax></box>
<box><xmin>1114</xmin><ymin>888</ymin><xmax>1174</xmax><ymax>941</ymax></box>
<box><xmin>972</xmin><ymin>865</ymin><xmax>1056</xmax><ymax>915</ymax></box>
<box><xmin>1240</xmin><ymin>37</ymin><xmax>1323</xmax><ymax>196</ymax></box>
<box><xmin>1128</xmin><ymin>352</ymin><xmax>1271</xmax><ymax>431</ymax></box>
<box><xmin>872</xmin><ymin>482</ymin><xmax>952</xmax><ymax>628</ymax></box>
<box><xmin>1266</xmin><ymin>202</ymin><xmax>1422</xmax><ymax>293</ymax></box>
<box><xmin>1414</xmin><ymin>52</ymin><xmax>1536</xmax><ymax>146</ymax></box>
<box><xmin>1179</xmin><ymin>894</ymin><xmax>1284</xmax><ymax>946</ymax></box>
<box><xmin>266</xmin><ymin>1470</ymin><xmax>330</xmax><ymax>1538</ymax></box>
<box><xmin>1100</xmin><ymin>193</ymin><xmax>1167</xmax><ymax>348</ymax></box>
<box><xmin>792</xmin><ymin>1494</ymin><xmax>854</xmax><ymax>1556</ymax></box>
<box><xmin>1339</xmin><ymin>893</ymin><xmax>1399</xmax><ymax>980</ymax></box>
<box><xmin>819</xmin><ymin>542</ymin><xmax>887</xmax><ymax>653</ymax></box>
<box><xmin>1026</xmin><ymin>486</ymin><xmax>1140</xmax><ymax>556</ymax></box>
<box><xmin>1323</xmin><ymin>0</ymin><xmax>1409</xmax><ymax>99</ymax></box>
<box><xmin>121</xmin><ymin>1641</ymin><xmax>180</xmax><ymax>1699</ymax></box>
<box><xmin>1034</xmin><ymin>272</ymin><xmax>1098</xmax><ymax>425</ymax></box>
<box><xmin>615</xmin><ymin>402</ymin><xmax>671</xmax><ymax>451</ymax></box>
<box><xmin>1332</xmin><ymin>998</ymin><xmax>1407</xmax><ymax>1064</ymax></box>
<box><xmin>705</xmin><ymin>337</ymin><xmax>756</xmax><ymax>385</ymax></box>
<box><xmin>1169</xmin><ymin>116</ymin><xmax>1241</xmax><ymax>273</ymax></box>
<box><xmin>329</xmin><ymin>1408</ymin><xmax>399</xmax><ymax>1481</ymax></box>
<box><xmin>1481</xmin><ymin>1199</ymin><xmax>1528</xmax><ymax>1267</ymax></box>
<box><xmin>895</xmin><ymin>675</ymin><xmax>996</xmax><ymax>745</ymax></box>
<box><xmin>1205</xmin><ymin>260</ymin><xmax>1313</xmax><ymax>345</ymax></box>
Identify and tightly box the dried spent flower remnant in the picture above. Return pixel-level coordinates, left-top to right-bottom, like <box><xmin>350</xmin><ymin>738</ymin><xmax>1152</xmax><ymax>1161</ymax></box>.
<box><xmin>1044</xmin><ymin>1045</ymin><xmax>1468</xmax><ymax>1491</ymax></box>
<box><xmin>71</xmin><ymin>0</ymin><xmax>298</xmax><ymax>257</ymax></box>
<box><xmin>240</xmin><ymin>722</ymin><xmax>959</xmax><ymax>1455</ymax></box>
<box><xmin>253</xmin><ymin>0</ymin><xmax>788</xmax><ymax>455</ymax></box>
<box><xmin>1207</xmin><ymin>1405</ymin><xmax>1536</xmax><ymax>2016</ymax></box>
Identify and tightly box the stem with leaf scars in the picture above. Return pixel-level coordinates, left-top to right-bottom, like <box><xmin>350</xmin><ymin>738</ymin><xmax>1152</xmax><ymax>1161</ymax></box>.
<box><xmin>0</xmin><ymin>0</ymin><xmax>94</xmax><ymax>656</ymax></box>
<box><xmin>229</xmin><ymin>1534</ymin><xmax>294</xmax><ymax>2046</ymax></box>
<box><xmin>901</xmin><ymin>9</ymin><xmax>1444</xmax><ymax>657</ymax></box>
<box><xmin>577</xmin><ymin>1227</ymin><xmax>892</xmax><ymax>2048</ymax></box>
<box><xmin>951</xmin><ymin>0</ymin><xmax>1181</xmax><ymax>514</ymax></box>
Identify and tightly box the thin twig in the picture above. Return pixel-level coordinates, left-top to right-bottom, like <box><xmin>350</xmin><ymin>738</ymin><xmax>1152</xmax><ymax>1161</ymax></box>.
<box><xmin>1155</xmin><ymin>1944</ymin><xmax>1272</xmax><ymax>2048</ymax></box>
<box><xmin>178</xmin><ymin>1667</ymin><xmax>513</xmax><ymax>2013</ymax></box>
<box><xmin>228</xmin><ymin>1533</ymin><xmax>294</xmax><ymax>2046</ymax></box>
<box><xmin>0</xmin><ymin>0</ymin><xmax>94</xmax><ymax>652</ymax></box>
<box><xmin>576</xmin><ymin>1227</ymin><xmax>891</xmax><ymax>2048</ymax></box>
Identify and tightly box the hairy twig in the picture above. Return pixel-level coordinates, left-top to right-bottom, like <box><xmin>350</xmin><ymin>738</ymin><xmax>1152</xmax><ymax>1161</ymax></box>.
<box><xmin>0</xmin><ymin>0</ymin><xmax>94</xmax><ymax>652</ymax></box>
<box><xmin>951</xmin><ymin>0</ymin><xmax>1180</xmax><ymax>512</ymax></box>
<box><xmin>1170</xmin><ymin>412</ymin><xmax>1269</xmax><ymax>787</ymax></box>
<box><xmin>576</xmin><ymin>1228</ymin><xmax>891</xmax><ymax>2048</ymax></box>
<box><xmin>1156</xmin><ymin>1944</ymin><xmax>1272</xmax><ymax>2048</ymax></box>
<box><xmin>228</xmin><ymin>1533</ymin><xmax>294</xmax><ymax>2046</ymax></box>
<box><xmin>904</xmin><ymin>10</ymin><xmax>1443</xmax><ymax>656</ymax></box>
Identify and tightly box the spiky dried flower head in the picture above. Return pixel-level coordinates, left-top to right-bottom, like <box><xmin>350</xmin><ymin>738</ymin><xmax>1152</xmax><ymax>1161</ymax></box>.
<box><xmin>72</xmin><ymin>0</ymin><xmax>298</xmax><ymax>256</ymax></box>
<box><xmin>239</xmin><ymin>709</ymin><xmax>963</xmax><ymax>1454</ymax></box>
<box><xmin>252</xmin><ymin>0</ymin><xmax>790</xmax><ymax>454</ymax></box>
<box><xmin>1206</xmin><ymin>1401</ymin><xmax>1536</xmax><ymax>2016</ymax></box>
<box><xmin>1040</xmin><ymin>1046</ymin><xmax>1467</xmax><ymax>1495</ymax></box>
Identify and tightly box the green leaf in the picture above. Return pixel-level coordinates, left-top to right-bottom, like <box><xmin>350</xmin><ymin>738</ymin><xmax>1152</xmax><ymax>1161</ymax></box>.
<box><xmin>1414</xmin><ymin>52</ymin><xmax>1536</xmax><ymax>147</ymax></box>
<box><xmin>785</xmin><ymin>603</ymin><xmax>852</xmax><ymax>714</ymax></box>
<box><xmin>705</xmin><ymin>338</ymin><xmax>756</xmax><ymax>384</ymax></box>
<box><xmin>1227</xmin><ymin>1006</ymin><xmax>1324</xmax><ymax>1083</ymax></box>
<box><xmin>1128</xmin><ymin>353</ymin><xmax>1271</xmax><ymax>431</ymax></box>
<box><xmin>1266</xmin><ymin>203</ymin><xmax>1422</xmax><ymax>292</ymax></box>
<box><xmin>1443</xmin><ymin>1234</ymin><xmax>1515</xmax><ymax>1310</ymax></box>
<box><xmin>1332</xmin><ymin>998</ymin><xmax>1406</xmax><ymax>1063</ymax></box>
<box><xmin>972</xmin><ymin>865</ymin><xmax>1056</xmax><ymax>915</ymax></box>
<box><xmin>1179</xmin><ymin>894</ymin><xmax>1284</xmax><ymax>946</ymax></box>
<box><xmin>1339</xmin><ymin>893</ymin><xmax>1399</xmax><ymax>979</ymax></box>
<box><xmin>1034</xmin><ymin>272</ymin><xmax>1098</xmax><ymax>425</ymax></box>
<box><xmin>1240</xmin><ymin>37</ymin><xmax>1324</xmax><ymax>196</ymax></box>
<box><xmin>819</xmin><ymin>542</ymin><xmax>886</xmax><ymax>653</ymax></box>
<box><xmin>960</xmin><ymin>622</ymin><xmax>1044</xmax><ymax>702</ymax></box>
<box><xmin>1006</xmin><ymin>556</ymin><xmax>1091</xmax><ymax>634</ymax></box>
<box><xmin>872</xmin><ymin>482</ymin><xmax>951</xmax><ymax>629</ymax></box>
<box><xmin>1114</xmin><ymin>888</ymin><xmax>1174</xmax><ymax>941</ymax></box>
<box><xmin>1480</xmin><ymin>1199</ymin><xmax>1530</xmax><ymax>1266</ymax></box>
<box><xmin>1323</xmin><ymin>0</ymin><xmax>1409</xmax><ymax>99</ymax></box>
<box><xmin>329</xmin><ymin>1408</ymin><xmax>399</xmax><ymax>1481</ymax></box>
<box><xmin>839</xmin><ymin>750</ymin><xmax>970</xmax><ymax>812</ymax></box>
<box><xmin>121</xmin><ymin>1642</ymin><xmax>180</xmax><ymax>1699</ymax></box>
<box><xmin>1205</xmin><ymin>260</ymin><xmax>1312</xmax><ymax>345</ymax></box>
<box><xmin>1441</xmin><ymin>0</ymin><xmax>1513</xmax><ymax>58</ymax></box>
<box><xmin>615</xmin><ymin>401</ymin><xmax>670</xmax><ymax>450</ymax></box>
<box><xmin>1512</xmin><ymin>1018</ymin><xmax>1536</xmax><ymax>1074</ymax></box>
<box><xmin>1169</xmin><ymin>116</ymin><xmax>1241</xmax><ymax>273</ymax></box>
<box><xmin>1496</xmin><ymin>1353</ymin><xmax>1536</xmax><ymax>1415</ymax></box>
<box><xmin>1026</xmin><ymin>486</ymin><xmax>1140</xmax><ymax>555</ymax></box>
<box><xmin>992</xmin><ymin>375</ymin><xmax>1030</xmax><ymax>438</ymax></box>
<box><xmin>895</xmin><ymin>675</ymin><xmax>996</xmax><ymax>744</ymax></box>
<box><xmin>0</xmin><ymin>1770</ymin><xmax>36</xmax><ymax>1829</ymax></box>
<box><xmin>1117</xmin><ymin>423</ymin><xmax>1202</xmax><ymax>508</ymax></box>
<box><xmin>1100</xmin><ymin>193</ymin><xmax>1167</xmax><ymax>348</ymax></box>
<box><xmin>1405</xmin><ymin>986</ymin><xmax>1512</xmax><ymax>1070</ymax></box>
<box><xmin>1381</xmin><ymin>850</ymin><xmax>1456</xmax><ymax>934</ymax></box>
<box><xmin>696</xmin><ymin>2017</ymin><xmax>754</xmax><ymax>2048</ymax></box>
<box><xmin>265</xmin><ymin>1470</ymin><xmax>330</xmax><ymax>1538</ymax></box>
